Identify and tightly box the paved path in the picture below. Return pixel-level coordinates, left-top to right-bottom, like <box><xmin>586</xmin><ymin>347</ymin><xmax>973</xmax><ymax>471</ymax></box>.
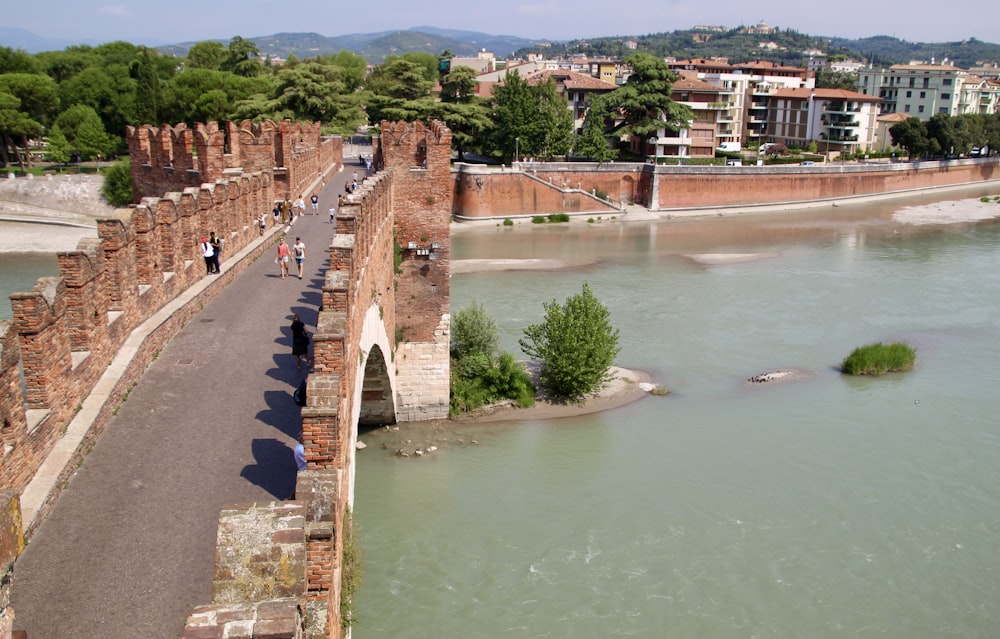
<box><xmin>10</xmin><ymin>164</ymin><xmax>358</xmax><ymax>639</ymax></box>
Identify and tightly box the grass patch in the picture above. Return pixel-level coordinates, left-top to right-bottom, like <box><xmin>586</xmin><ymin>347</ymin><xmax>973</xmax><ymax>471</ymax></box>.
<box><xmin>840</xmin><ymin>342</ymin><xmax>916</xmax><ymax>376</ymax></box>
<box><xmin>531</xmin><ymin>216</ymin><xmax>546</xmax><ymax>224</ymax></box>
<box><xmin>502</xmin><ymin>218</ymin><xmax>514</xmax><ymax>226</ymax></box>
<box><xmin>547</xmin><ymin>213</ymin><xmax>570</xmax><ymax>223</ymax></box>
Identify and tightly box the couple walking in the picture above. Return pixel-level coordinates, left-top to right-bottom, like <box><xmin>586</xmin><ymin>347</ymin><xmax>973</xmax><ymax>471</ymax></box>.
<box><xmin>275</xmin><ymin>236</ymin><xmax>307</xmax><ymax>279</ymax></box>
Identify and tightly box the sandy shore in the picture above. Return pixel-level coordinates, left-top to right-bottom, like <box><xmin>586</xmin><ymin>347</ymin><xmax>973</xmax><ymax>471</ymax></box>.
<box><xmin>452</xmin><ymin>365</ymin><xmax>656</xmax><ymax>424</ymax></box>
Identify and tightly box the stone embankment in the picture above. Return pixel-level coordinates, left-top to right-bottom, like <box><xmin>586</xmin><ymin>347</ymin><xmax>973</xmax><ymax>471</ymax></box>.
<box><xmin>0</xmin><ymin>173</ymin><xmax>114</xmax><ymax>225</ymax></box>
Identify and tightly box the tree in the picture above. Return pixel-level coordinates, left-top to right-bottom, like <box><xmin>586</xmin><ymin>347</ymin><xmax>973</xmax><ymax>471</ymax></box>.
<box><xmin>519</xmin><ymin>283</ymin><xmax>621</xmax><ymax>402</ymax></box>
<box><xmin>365</xmin><ymin>57</ymin><xmax>435</xmax><ymax>124</ymax></box>
<box><xmin>45</xmin><ymin>123</ymin><xmax>71</xmax><ymax>164</ymax></box>
<box><xmin>436</xmin><ymin>65</ymin><xmax>492</xmax><ymax>159</ymax></box>
<box><xmin>186</xmin><ymin>41</ymin><xmax>228</xmax><ymax>70</ymax></box>
<box><xmin>532</xmin><ymin>78</ymin><xmax>574</xmax><ymax>159</ymax></box>
<box><xmin>451</xmin><ymin>300</ymin><xmax>500</xmax><ymax>360</ymax></box>
<box><xmin>0</xmin><ymin>92</ymin><xmax>43</xmax><ymax>169</ymax></box>
<box><xmin>815</xmin><ymin>69</ymin><xmax>858</xmax><ymax>90</ymax></box>
<box><xmin>101</xmin><ymin>158</ymin><xmax>134</xmax><ymax>206</ymax></box>
<box><xmin>264</xmin><ymin>62</ymin><xmax>367</xmax><ymax>134</ymax></box>
<box><xmin>890</xmin><ymin>117</ymin><xmax>930</xmax><ymax>158</ymax></box>
<box><xmin>575</xmin><ymin>100</ymin><xmax>618</xmax><ymax>161</ymax></box>
<box><xmin>131</xmin><ymin>47</ymin><xmax>163</xmax><ymax>125</ymax></box>
<box><xmin>489</xmin><ymin>70</ymin><xmax>535</xmax><ymax>161</ymax></box>
<box><xmin>222</xmin><ymin>36</ymin><xmax>261</xmax><ymax>77</ymax></box>
<box><xmin>450</xmin><ymin>301</ymin><xmax>534</xmax><ymax>416</ymax></box>
<box><xmin>601</xmin><ymin>53</ymin><xmax>692</xmax><ymax>140</ymax></box>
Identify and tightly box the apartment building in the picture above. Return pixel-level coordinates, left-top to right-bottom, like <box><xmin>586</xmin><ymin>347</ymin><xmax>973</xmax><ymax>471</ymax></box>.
<box><xmin>767</xmin><ymin>88</ymin><xmax>881</xmax><ymax>155</ymax></box>
<box><xmin>667</xmin><ymin>58</ymin><xmax>815</xmax><ymax>148</ymax></box>
<box><xmin>641</xmin><ymin>73</ymin><xmax>728</xmax><ymax>158</ymax></box>
<box><xmin>857</xmin><ymin>63</ymin><xmax>966</xmax><ymax>118</ymax></box>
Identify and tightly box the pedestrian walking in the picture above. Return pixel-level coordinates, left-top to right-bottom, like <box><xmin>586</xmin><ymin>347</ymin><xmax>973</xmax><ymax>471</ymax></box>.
<box><xmin>199</xmin><ymin>235</ymin><xmax>214</xmax><ymax>275</ymax></box>
<box><xmin>290</xmin><ymin>313</ymin><xmax>310</xmax><ymax>370</ymax></box>
<box><xmin>310</xmin><ymin>193</ymin><xmax>319</xmax><ymax>214</ymax></box>
<box><xmin>295</xmin><ymin>194</ymin><xmax>306</xmax><ymax>217</ymax></box>
<box><xmin>209</xmin><ymin>231</ymin><xmax>223</xmax><ymax>274</ymax></box>
<box><xmin>328</xmin><ymin>205</ymin><xmax>336</xmax><ymax>224</ymax></box>
<box><xmin>276</xmin><ymin>237</ymin><xmax>290</xmax><ymax>278</ymax></box>
<box><xmin>258</xmin><ymin>212</ymin><xmax>267</xmax><ymax>236</ymax></box>
<box><xmin>293</xmin><ymin>237</ymin><xmax>306</xmax><ymax>279</ymax></box>
<box><xmin>272</xmin><ymin>203</ymin><xmax>280</xmax><ymax>226</ymax></box>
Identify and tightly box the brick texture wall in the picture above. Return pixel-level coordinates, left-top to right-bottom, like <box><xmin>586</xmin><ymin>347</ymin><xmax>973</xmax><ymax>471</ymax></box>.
<box><xmin>450</xmin><ymin>158</ymin><xmax>999</xmax><ymax>219</ymax></box>
<box><xmin>127</xmin><ymin>119</ymin><xmax>341</xmax><ymax>205</ymax></box>
<box><xmin>0</xmin><ymin>171</ymin><xmax>278</xmax><ymax>505</ymax></box>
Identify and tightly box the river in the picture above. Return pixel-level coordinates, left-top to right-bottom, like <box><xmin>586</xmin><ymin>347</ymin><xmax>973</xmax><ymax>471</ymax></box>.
<box><xmin>353</xmin><ymin>190</ymin><xmax>1000</xmax><ymax>638</ymax></box>
<box><xmin>3</xmin><ymin>188</ymin><xmax>1000</xmax><ymax>638</ymax></box>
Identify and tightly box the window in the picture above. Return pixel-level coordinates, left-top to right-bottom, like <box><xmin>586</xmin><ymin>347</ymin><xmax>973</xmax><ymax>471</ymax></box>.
<box><xmin>939</xmin><ymin>107</ymin><xmax>948</xmax><ymax>114</ymax></box>
<box><xmin>943</xmin><ymin>78</ymin><xmax>953</xmax><ymax>86</ymax></box>
<box><xmin>904</xmin><ymin>105</ymin><xmax>911</xmax><ymax>112</ymax></box>
<box><xmin>920</xmin><ymin>91</ymin><xmax>926</xmax><ymax>98</ymax></box>
<box><xmin>918</xmin><ymin>105</ymin><xmax>925</xmax><ymax>113</ymax></box>
<box><xmin>906</xmin><ymin>90</ymin><xmax>912</xmax><ymax>97</ymax></box>
<box><xmin>923</xmin><ymin>78</ymin><xmax>929</xmax><ymax>88</ymax></box>
<box><xmin>909</xmin><ymin>77</ymin><xmax>915</xmax><ymax>87</ymax></box>
<box><xmin>941</xmin><ymin>93</ymin><xmax>950</xmax><ymax>100</ymax></box>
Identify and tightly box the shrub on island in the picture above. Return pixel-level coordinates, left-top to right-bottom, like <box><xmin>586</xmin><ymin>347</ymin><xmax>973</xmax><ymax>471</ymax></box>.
<box><xmin>840</xmin><ymin>342</ymin><xmax>916</xmax><ymax>376</ymax></box>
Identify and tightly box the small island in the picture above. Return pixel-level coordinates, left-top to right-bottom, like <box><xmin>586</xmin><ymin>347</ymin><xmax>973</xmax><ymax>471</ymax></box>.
<box><xmin>840</xmin><ymin>342</ymin><xmax>916</xmax><ymax>376</ymax></box>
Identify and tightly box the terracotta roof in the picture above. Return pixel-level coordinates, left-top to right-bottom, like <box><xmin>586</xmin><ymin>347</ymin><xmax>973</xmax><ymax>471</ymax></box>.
<box><xmin>877</xmin><ymin>112</ymin><xmax>913</xmax><ymax>122</ymax></box>
<box><xmin>772</xmin><ymin>87</ymin><xmax>882</xmax><ymax>102</ymax></box>
<box><xmin>525</xmin><ymin>69</ymin><xmax>616</xmax><ymax>91</ymax></box>
<box><xmin>672</xmin><ymin>72</ymin><xmax>723</xmax><ymax>91</ymax></box>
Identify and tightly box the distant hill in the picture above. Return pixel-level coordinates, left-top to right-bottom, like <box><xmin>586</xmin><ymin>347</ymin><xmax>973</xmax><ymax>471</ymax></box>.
<box><xmin>156</xmin><ymin>28</ymin><xmax>539</xmax><ymax>63</ymax></box>
<box><xmin>516</xmin><ymin>29</ymin><xmax>1000</xmax><ymax>70</ymax></box>
<box><xmin>5</xmin><ymin>25</ymin><xmax>999</xmax><ymax>70</ymax></box>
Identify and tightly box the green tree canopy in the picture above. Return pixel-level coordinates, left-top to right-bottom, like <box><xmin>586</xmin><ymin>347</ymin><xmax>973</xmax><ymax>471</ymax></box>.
<box><xmin>519</xmin><ymin>283</ymin><xmax>621</xmax><ymax>401</ymax></box>
<box><xmin>889</xmin><ymin>117</ymin><xmax>930</xmax><ymax>158</ymax></box>
<box><xmin>576</xmin><ymin>107</ymin><xmax>618</xmax><ymax>161</ymax></box>
<box><xmin>185</xmin><ymin>41</ymin><xmax>228</xmax><ymax>70</ymax></box>
<box><xmin>601</xmin><ymin>52</ymin><xmax>693</xmax><ymax>139</ymax></box>
<box><xmin>435</xmin><ymin>65</ymin><xmax>492</xmax><ymax>159</ymax></box>
<box><xmin>451</xmin><ymin>300</ymin><xmax>500</xmax><ymax>361</ymax></box>
<box><xmin>222</xmin><ymin>36</ymin><xmax>261</xmax><ymax>77</ymax></box>
<box><xmin>54</xmin><ymin>104</ymin><xmax>114</xmax><ymax>160</ymax></box>
<box><xmin>488</xmin><ymin>70</ymin><xmax>574</xmax><ymax>161</ymax></box>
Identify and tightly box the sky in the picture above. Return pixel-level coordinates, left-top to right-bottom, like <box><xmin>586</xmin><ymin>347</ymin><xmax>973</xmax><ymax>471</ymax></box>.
<box><xmin>3</xmin><ymin>0</ymin><xmax>997</xmax><ymax>48</ymax></box>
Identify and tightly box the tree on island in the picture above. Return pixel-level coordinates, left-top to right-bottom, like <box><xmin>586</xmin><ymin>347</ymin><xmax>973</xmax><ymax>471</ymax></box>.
<box><xmin>450</xmin><ymin>301</ymin><xmax>534</xmax><ymax>416</ymax></box>
<box><xmin>519</xmin><ymin>283</ymin><xmax>621</xmax><ymax>402</ymax></box>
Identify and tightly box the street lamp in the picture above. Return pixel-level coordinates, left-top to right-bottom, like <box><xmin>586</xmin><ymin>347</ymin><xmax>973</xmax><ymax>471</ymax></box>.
<box><xmin>514</xmin><ymin>136</ymin><xmax>519</xmax><ymax>166</ymax></box>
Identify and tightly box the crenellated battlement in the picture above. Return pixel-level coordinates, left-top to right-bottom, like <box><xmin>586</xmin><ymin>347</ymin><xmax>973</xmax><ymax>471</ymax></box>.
<box><xmin>126</xmin><ymin>119</ymin><xmax>341</xmax><ymax>204</ymax></box>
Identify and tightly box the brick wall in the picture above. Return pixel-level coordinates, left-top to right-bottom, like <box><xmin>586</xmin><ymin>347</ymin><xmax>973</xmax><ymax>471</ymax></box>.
<box><xmin>0</xmin><ymin>169</ymin><xmax>276</xmax><ymax>511</ymax></box>
<box><xmin>0</xmin><ymin>491</ymin><xmax>23</xmax><ymax>639</ymax></box>
<box><xmin>127</xmin><ymin>120</ymin><xmax>342</xmax><ymax>204</ymax></box>
<box><xmin>451</xmin><ymin>158</ymin><xmax>1000</xmax><ymax>219</ymax></box>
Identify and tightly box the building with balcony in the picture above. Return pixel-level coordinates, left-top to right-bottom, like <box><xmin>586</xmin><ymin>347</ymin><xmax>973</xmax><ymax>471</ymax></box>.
<box><xmin>857</xmin><ymin>63</ymin><xmax>967</xmax><ymax>118</ymax></box>
<box><xmin>767</xmin><ymin>88</ymin><xmax>881</xmax><ymax>155</ymax></box>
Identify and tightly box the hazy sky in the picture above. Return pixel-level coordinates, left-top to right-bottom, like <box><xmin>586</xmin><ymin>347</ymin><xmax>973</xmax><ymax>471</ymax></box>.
<box><xmin>3</xmin><ymin>0</ymin><xmax>995</xmax><ymax>47</ymax></box>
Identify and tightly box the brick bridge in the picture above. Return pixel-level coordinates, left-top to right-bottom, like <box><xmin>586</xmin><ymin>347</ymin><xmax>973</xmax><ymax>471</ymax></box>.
<box><xmin>1</xmin><ymin>119</ymin><xmax>452</xmax><ymax>639</ymax></box>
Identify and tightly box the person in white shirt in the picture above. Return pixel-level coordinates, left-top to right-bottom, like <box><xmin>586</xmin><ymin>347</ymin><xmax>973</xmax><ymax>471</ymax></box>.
<box><xmin>293</xmin><ymin>237</ymin><xmax>306</xmax><ymax>279</ymax></box>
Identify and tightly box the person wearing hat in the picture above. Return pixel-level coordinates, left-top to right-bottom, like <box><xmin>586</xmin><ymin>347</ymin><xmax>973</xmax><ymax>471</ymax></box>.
<box><xmin>199</xmin><ymin>235</ymin><xmax>214</xmax><ymax>275</ymax></box>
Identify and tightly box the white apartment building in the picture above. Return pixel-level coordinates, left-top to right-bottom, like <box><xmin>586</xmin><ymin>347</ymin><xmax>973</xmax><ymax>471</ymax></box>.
<box><xmin>767</xmin><ymin>88</ymin><xmax>881</xmax><ymax>155</ymax></box>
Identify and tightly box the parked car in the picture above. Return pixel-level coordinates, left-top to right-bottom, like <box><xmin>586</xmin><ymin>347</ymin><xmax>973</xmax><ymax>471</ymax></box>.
<box><xmin>800</xmin><ymin>161</ymin><xmax>816</xmax><ymax>166</ymax></box>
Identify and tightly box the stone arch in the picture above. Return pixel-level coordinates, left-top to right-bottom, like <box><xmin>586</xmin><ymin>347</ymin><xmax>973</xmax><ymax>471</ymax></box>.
<box><xmin>344</xmin><ymin>301</ymin><xmax>397</xmax><ymax>505</ymax></box>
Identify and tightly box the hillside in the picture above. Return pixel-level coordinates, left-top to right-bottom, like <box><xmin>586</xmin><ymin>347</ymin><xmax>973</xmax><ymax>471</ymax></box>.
<box><xmin>156</xmin><ymin>28</ymin><xmax>538</xmax><ymax>63</ymax></box>
<box><xmin>515</xmin><ymin>29</ymin><xmax>1000</xmax><ymax>69</ymax></box>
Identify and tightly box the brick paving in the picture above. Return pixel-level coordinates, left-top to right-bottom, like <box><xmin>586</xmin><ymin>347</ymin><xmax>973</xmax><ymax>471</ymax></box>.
<box><xmin>10</xmin><ymin>169</ymin><xmax>356</xmax><ymax>639</ymax></box>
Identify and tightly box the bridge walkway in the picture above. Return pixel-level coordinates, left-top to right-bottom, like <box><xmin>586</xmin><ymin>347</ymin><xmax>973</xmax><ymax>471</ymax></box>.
<box><xmin>10</xmin><ymin>168</ymin><xmax>354</xmax><ymax>639</ymax></box>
